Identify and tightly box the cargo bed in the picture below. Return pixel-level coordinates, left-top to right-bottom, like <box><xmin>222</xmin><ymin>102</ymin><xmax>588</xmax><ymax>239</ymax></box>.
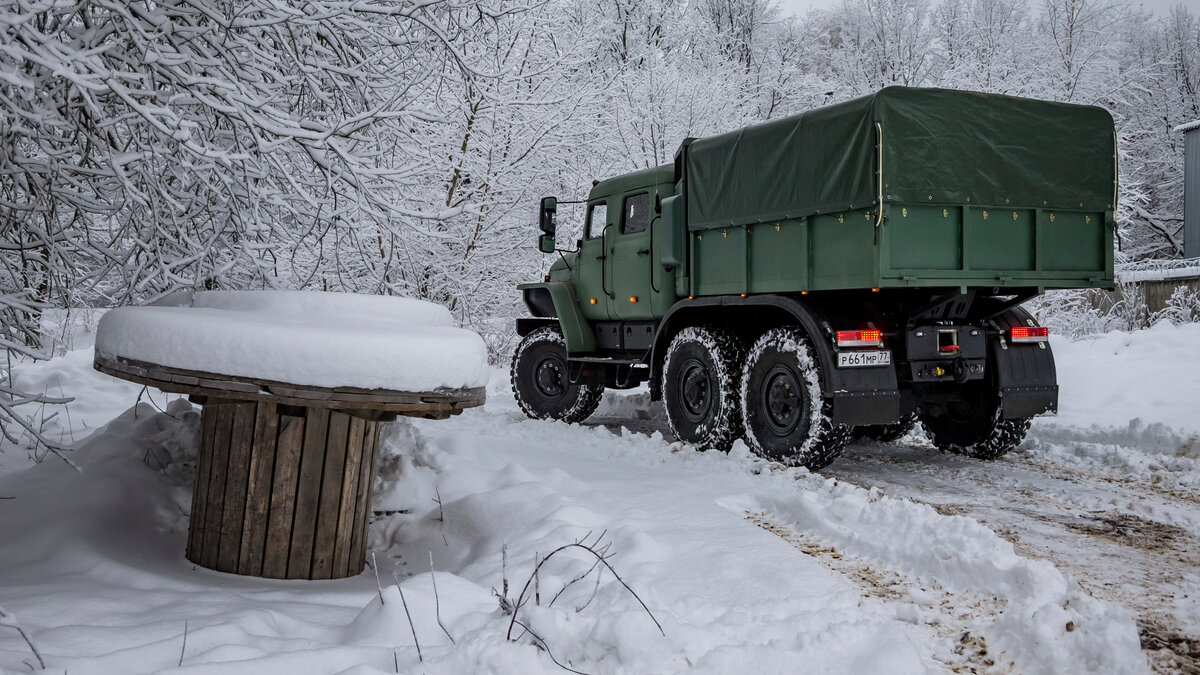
<box><xmin>681</xmin><ymin>87</ymin><xmax>1116</xmax><ymax>295</ymax></box>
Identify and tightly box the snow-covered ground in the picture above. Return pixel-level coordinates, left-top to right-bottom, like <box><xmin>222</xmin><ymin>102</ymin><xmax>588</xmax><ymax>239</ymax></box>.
<box><xmin>2</xmin><ymin>323</ymin><xmax>1199</xmax><ymax>673</ymax></box>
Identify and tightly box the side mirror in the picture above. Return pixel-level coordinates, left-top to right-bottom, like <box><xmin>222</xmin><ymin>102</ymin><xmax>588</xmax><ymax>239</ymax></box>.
<box><xmin>539</xmin><ymin>234</ymin><xmax>555</xmax><ymax>254</ymax></box>
<box><xmin>538</xmin><ymin>196</ymin><xmax>557</xmax><ymax>235</ymax></box>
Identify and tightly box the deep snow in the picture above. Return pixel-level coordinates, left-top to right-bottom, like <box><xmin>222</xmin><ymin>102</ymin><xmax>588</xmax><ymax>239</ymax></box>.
<box><xmin>3</xmin><ymin>322</ymin><xmax>1199</xmax><ymax>673</ymax></box>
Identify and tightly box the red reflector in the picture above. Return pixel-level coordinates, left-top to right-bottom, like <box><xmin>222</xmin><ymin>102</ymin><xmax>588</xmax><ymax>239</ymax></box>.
<box><xmin>939</xmin><ymin>344</ymin><xmax>961</xmax><ymax>353</ymax></box>
<box><xmin>1010</xmin><ymin>326</ymin><xmax>1049</xmax><ymax>343</ymax></box>
<box><xmin>837</xmin><ymin>329</ymin><xmax>882</xmax><ymax>348</ymax></box>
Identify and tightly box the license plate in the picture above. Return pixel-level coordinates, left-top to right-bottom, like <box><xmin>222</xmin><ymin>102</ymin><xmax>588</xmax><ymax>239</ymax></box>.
<box><xmin>837</xmin><ymin>350</ymin><xmax>892</xmax><ymax>368</ymax></box>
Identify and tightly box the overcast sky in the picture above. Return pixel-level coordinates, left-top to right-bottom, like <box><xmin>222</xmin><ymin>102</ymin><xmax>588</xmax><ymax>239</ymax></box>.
<box><xmin>774</xmin><ymin>0</ymin><xmax>1189</xmax><ymax>19</ymax></box>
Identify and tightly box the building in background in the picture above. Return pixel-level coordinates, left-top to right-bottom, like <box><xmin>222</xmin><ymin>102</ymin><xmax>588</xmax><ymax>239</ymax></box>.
<box><xmin>1181</xmin><ymin>120</ymin><xmax>1200</xmax><ymax>259</ymax></box>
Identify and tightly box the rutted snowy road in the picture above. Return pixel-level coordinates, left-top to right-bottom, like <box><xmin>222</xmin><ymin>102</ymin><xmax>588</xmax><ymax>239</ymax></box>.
<box><xmin>829</xmin><ymin>427</ymin><xmax>1200</xmax><ymax>675</ymax></box>
<box><xmin>587</xmin><ymin>402</ymin><xmax>1200</xmax><ymax>674</ymax></box>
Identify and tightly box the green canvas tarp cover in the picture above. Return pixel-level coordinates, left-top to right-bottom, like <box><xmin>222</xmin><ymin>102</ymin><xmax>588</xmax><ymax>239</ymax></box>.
<box><xmin>685</xmin><ymin>86</ymin><xmax>1116</xmax><ymax>231</ymax></box>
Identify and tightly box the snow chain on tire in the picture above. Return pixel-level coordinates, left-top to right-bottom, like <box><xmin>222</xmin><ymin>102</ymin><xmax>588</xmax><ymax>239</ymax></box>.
<box><xmin>740</xmin><ymin>327</ymin><xmax>850</xmax><ymax>471</ymax></box>
<box><xmin>511</xmin><ymin>327</ymin><xmax>603</xmax><ymax>423</ymax></box>
<box><xmin>661</xmin><ymin>326</ymin><xmax>745</xmax><ymax>452</ymax></box>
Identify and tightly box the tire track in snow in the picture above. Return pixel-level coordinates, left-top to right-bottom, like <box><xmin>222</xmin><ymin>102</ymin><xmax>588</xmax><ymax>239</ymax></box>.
<box><xmin>587</xmin><ymin>398</ymin><xmax>1190</xmax><ymax>673</ymax></box>
<box><xmin>745</xmin><ymin>511</ymin><xmax>1006</xmax><ymax>674</ymax></box>
<box><xmin>826</xmin><ymin>432</ymin><xmax>1200</xmax><ymax>675</ymax></box>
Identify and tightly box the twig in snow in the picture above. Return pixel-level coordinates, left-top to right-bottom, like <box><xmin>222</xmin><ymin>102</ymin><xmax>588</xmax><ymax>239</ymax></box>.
<box><xmin>178</xmin><ymin>621</ymin><xmax>188</xmax><ymax>667</ymax></box>
<box><xmin>137</xmin><ymin>385</ymin><xmax>180</xmax><ymax>420</ymax></box>
<box><xmin>505</xmin><ymin>537</ymin><xmax>664</xmax><ymax>642</ymax></box>
<box><xmin>548</xmin><ymin>555</ymin><xmax>604</xmax><ymax>609</ymax></box>
<box><xmin>0</xmin><ymin>605</ymin><xmax>45</xmax><ymax>669</ymax></box>
<box><xmin>433</xmin><ymin>486</ymin><xmax>449</xmax><ymax>546</ymax></box>
<box><xmin>534</xmin><ymin>552</ymin><xmax>540</xmax><ymax>606</ymax></box>
<box><xmin>512</xmin><ymin>618</ymin><xmax>589</xmax><ymax>675</ymax></box>
<box><xmin>502</xmin><ymin>543</ymin><xmax>509</xmax><ymax>598</ymax></box>
<box><xmin>429</xmin><ymin>552</ymin><xmax>455</xmax><ymax>644</ymax></box>
<box><xmin>391</xmin><ymin>572</ymin><xmax>423</xmax><ymax>663</ymax></box>
<box><xmin>575</xmin><ymin>563</ymin><xmax>605</xmax><ymax>614</ymax></box>
<box><xmin>370</xmin><ymin>551</ymin><xmax>385</xmax><ymax>605</ymax></box>
<box><xmin>0</xmin><ymin>495</ymin><xmax>13</xmax><ymax>500</ymax></box>
<box><xmin>493</xmin><ymin>542</ymin><xmax>517</xmax><ymax>614</ymax></box>
<box><xmin>393</xmin><ymin>650</ymin><xmax>399</xmax><ymax>672</ymax></box>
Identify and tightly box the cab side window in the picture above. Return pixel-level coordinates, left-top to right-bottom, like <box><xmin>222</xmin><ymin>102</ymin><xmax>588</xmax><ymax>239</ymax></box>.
<box><xmin>622</xmin><ymin>193</ymin><xmax>650</xmax><ymax>234</ymax></box>
<box><xmin>586</xmin><ymin>201</ymin><xmax>608</xmax><ymax>239</ymax></box>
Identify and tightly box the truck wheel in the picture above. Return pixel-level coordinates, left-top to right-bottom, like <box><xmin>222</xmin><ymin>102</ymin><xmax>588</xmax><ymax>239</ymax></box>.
<box><xmin>662</xmin><ymin>326</ymin><xmax>744</xmax><ymax>451</ymax></box>
<box><xmin>511</xmin><ymin>327</ymin><xmax>603</xmax><ymax>423</ymax></box>
<box><xmin>853</xmin><ymin>413</ymin><xmax>919</xmax><ymax>443</ymax></box>
<box><xmin>740</xmin><ymin>327</ymin><xmax>850</xmax><ymax>470</ymax></box>
<box><xmin>919</xmin><ymin>388</ymin><xmax>1031</xmax><ymax>460</ymax></box>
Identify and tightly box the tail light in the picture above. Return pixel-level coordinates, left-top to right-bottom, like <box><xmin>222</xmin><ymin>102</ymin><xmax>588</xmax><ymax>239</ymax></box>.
<box><xmin>837</xmin><ymin>329</ymin><xmax>882</xmax><ymax>348</ymax></box>
<box><xmin>1010</xmin><ymin>326</ymin><xmax>1049</xmax><ymax>343</ymax></box>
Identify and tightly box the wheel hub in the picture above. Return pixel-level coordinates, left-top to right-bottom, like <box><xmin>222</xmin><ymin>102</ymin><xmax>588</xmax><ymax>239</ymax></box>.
<box><xmin>534</xmin><ymin>357</ymin><xmax>566</xmax><ymax>399</ymax></box>
<box><xmin>762</xmin><ymin>365</ymin><xmax>803</xmax><ymax>435</ymax></box>
<box><xmin>679</xmin><ymin>359</ymin><xmax>711</xmax><ymax>420</ymax></box>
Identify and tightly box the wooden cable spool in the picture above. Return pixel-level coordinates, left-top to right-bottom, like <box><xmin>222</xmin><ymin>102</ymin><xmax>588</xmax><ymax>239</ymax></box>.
<box><xmin>95</xmin><ymin>353</ymin><xmax>485</xmax><ymax>580</ymax></box>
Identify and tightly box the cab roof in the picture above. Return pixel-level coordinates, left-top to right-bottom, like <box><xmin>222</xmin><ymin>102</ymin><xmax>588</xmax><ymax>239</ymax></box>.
<box><xmin>587</xmin><ymin>164</ymin><xmax>673</xmax><ymax>202</ymax></box>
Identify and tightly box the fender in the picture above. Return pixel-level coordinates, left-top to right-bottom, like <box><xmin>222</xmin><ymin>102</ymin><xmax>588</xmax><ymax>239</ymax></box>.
<box><xmin>988</xmin><ymin>306</ymin><xmax>1058</xmax><ymax>418</ymax></box>
<box><xmin>650</xmin><ymin>294</ymin><xmax>899</xmax><ymax>426</ymax></box>
<box><xmin>516</xmin><ymin>281</ymin><xmax>596</xmax><ymax>353</ymax></box>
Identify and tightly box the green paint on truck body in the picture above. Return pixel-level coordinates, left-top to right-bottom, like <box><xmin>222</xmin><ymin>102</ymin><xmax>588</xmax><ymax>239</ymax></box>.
<box><xmin>534</xmin><ymin>87</ymin><xmax>1115</xmax><ymax>347</ymax></box>
<box><xmin>683</xmin><ymin>87</ymin><xmax>1115</xmax><ymax>297</ymax></box>
<box><xmin>516</xmin><ymin>281</ymin><xmax>596</xmax><ymax>353</ymax></box>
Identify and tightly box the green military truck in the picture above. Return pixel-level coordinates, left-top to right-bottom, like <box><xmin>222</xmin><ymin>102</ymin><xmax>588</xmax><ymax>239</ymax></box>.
<box><xmin>511</xmin><ymin>87</ymin><xmax>1116</xmax><ymax>470</ymax></box>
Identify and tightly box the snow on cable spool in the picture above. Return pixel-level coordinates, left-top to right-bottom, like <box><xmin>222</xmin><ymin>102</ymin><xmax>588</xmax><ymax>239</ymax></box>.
<box><xmin>95</xmin><ymin>290</ymin><xmax>490</xmax><ymax>392</ymax></box>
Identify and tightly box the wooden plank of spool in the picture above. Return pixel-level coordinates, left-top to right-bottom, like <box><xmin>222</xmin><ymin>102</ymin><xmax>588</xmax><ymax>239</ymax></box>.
<box><xmin>333</xmin><ymin>415</ymin><xmax>366</xmax><ymax>578</ymax></box>
<box><xmin>187</xmin><ymin>407</ymin><xmax>218</xmax><ymax>562</ymax></box>
<box><xmin>349</xmin><ymin>420</ymin><xmax>378</xmax><ymax>572</ymax></box>
<box><xmin>262</xmin><ymin>411</ymin><xmax>305</xmax><ymax>578</ymax></box>
<box><xmin>287</xmin><ymin>407</ymin><xmax>329</xmax><ymax>579</ymax></box>
<box><xmin>93</xmin><ymin>354</ymin><xmax>484</xmax><ymax>417</ymax></box>
<box><xmin>310</xmin><ymin>412</ymin><xmax>350</xmax><ymax>580</ymax></box>
<box><xmin>200</xmin><ymin>404</ymin><xmax>235</xmax><ymax>569</ymax></box>
<box><xmin>238</xmin><ymin>401</ymin><xmax>278</xmax><ymax>576</ymax></box>
<box><xmin>216</xmin><ymin>402</ymin><xmax>256</xmax><ymax>572</ymax></box>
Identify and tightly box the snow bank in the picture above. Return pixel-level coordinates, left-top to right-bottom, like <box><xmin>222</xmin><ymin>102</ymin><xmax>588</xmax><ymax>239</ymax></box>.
<box><xmin>94</xmin><ymin>290</ymin><xmax>489</xmax><ymax>391</ymax></box>
<box><xmin>0</xmin><ymin>399</ymin><xmax>929</xmax><ymax>674</ymax></box>
<box><xmin>1049</xmin><ymin>321</ymin><xmax>1200</xmax><ymax>434</ymax></box>
<box><xmin>724</xmin><ymin>472</ymin><xmax>1147</xmax><ymax>675</ymax></box>
<box><xmin>373</xmin><ymin>416</ymin><xmax>932</xmax><ymax>675</ymax></box>
<box><xmin>5</xmin><ymin>348</ymin><xmax>181</xmax><ymax>460</ymax></box>
<box><xmin>1027</xmin><ymin>322</ymin><xmax>1200</xmax><ymax>487</ymax></box>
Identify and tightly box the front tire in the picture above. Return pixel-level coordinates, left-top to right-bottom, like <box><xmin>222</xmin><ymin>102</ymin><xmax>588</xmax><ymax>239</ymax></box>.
<box><xmin>511</xmin><ymin>327</ymin><xmax>603</xmax><ymax>423</ymax></box>
<box><xmin>662</xmin><ymin>326</ymin><xmax>744</xmax><ymax>451</ymax></box>
<box><xmin>740</xmin><ymin>327</ymin><xmax>850</xmax><ymax>470</ymax></box>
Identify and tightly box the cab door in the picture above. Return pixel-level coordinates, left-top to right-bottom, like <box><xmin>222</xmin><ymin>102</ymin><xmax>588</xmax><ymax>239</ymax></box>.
<box><xmin>609</xmin><ymin>191</ymin><xmax>655</xmax><ymax>320</ymax></box>
<box><xmin>575</xmin><ymin>199</ymin><xmax>612</xmax><ymax>321</ymax></box>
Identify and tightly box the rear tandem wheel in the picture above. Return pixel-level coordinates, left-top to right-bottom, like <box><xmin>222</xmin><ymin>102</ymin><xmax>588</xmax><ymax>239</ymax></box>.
<box><xmin>919</xmin><ymin>382</ymin><xmax>1031</xmax><ymax>460</ymax></box>
<box><xmin>661</xmin><ymin>326</ymin><xmax>745</xmax><ymax>452</ymax></box>
<box><xmin>739</xmin><ymin>327</ymin><xmax>850</xmax><ymax>470</ymax></box>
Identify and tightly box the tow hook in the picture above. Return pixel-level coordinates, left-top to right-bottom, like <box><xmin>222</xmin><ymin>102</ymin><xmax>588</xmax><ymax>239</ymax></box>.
<box><xmin>952</xmin><ymin>358</ymin><xmax>969</xmax><ymax>383</ymax></box>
